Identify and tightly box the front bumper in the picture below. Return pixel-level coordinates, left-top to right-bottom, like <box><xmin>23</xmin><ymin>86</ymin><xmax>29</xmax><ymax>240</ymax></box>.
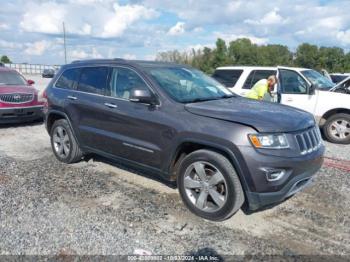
<box><xmin>238</xmin><ymin>145</ymin><xmax>325</xmax><ymax>212</ymax></box>
<box><xmin>0</xmin><ymin>105</ymin><xmax>44</xmax><ymax>124</ymax></box>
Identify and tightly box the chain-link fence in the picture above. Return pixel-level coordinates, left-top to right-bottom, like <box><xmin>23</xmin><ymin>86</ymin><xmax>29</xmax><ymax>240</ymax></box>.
<box><xmin>4</xmin><ymin>63</ymin><xmax>60</xmax><ymax>75</ymax></box>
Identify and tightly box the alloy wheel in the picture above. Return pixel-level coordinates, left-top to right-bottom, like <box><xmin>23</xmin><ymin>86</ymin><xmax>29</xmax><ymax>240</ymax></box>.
<box><xmin>53</xmin><ymin>126</ymin><xmax>71</xmax><ymax>158</ymax></box>
<box><xmin>329</xmin><ymin>119</ymin><xmax>350</xmax><ymax>141</ymax></box>
<box><xmin>183</xmin><ymin>161</ymin><xmax>227</xmax><ymax>212</ymax></box>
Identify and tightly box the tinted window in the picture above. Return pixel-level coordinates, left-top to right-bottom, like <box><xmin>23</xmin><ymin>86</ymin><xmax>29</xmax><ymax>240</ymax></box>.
<box><xmin>108</xmin><ymin>67</ymin><xmax>149</xmax><ymax>99</ymax></box>
<box><xmin>56</xmin><ymin>68</ymin><xmax>80</xmax><ymax>89</ymax></box>
<box><xmin>280</xmin><ymin>69</ymin><xmax>308</xmax><ymax>94</ymax></box>
<box><xmin>77</xmin><ymin>67</ymin><xmax>109</xmax><ymax>95</ymax></box>
<box><xmin>243</xmin><ymin>70</ymin><xmax>276</xmax><ymax>89</ymax></box>
<box><xmin>330</xmin><ymin>75</ymin><xmax>348</xmax><ymax>84</ymax></box>
<box><xmin>212</xmin><ymin>69</ymin><xmax>243</xmax><ymax>87</ymax></box>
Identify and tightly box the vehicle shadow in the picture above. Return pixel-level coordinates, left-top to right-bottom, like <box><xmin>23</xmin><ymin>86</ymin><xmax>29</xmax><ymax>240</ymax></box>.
<box><xmin>83</xmin><ymin>153</ymin><xmax>178</xmax><ymax>189</ymax></box>
<box><xmin>0</xmin><ymin>119</ymin><xmax>44</xmax><ymax>129</ymax></box>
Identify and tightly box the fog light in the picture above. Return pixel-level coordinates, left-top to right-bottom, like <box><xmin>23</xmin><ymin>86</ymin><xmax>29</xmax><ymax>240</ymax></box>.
<box><xmin>262</xmin><ymin>168</ymin><xmax>286</xmax><ymax>182</ymax></box>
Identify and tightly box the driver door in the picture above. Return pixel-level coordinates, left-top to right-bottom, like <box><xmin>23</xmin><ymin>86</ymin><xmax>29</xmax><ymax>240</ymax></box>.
<box><xmin>278</xmin><ymin>68</ymin><xmax>318</xmax><ymax>114</ymax></box>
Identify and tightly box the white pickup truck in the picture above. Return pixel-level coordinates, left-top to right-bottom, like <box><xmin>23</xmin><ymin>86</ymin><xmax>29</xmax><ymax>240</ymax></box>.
<box><xmin>213</xmin><ymin>66</ymin><xmax>350</xmax><ymax>144</ymax></box>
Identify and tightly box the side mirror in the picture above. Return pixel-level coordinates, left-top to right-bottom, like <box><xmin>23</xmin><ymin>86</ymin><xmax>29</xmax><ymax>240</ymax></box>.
<box><xmin>129</xmin><ymin>88</ymin><xmax>157</xmax><ymax>105</ymax></box>
<box><xmin>27</xmin><ymin>79</ymin><xmax>35</xmax><ymax>86</ymax></box>
<box><xmin>308</xmin><ymin>84</ymin><xmax>316</xmax><ymax>95</ymax></box>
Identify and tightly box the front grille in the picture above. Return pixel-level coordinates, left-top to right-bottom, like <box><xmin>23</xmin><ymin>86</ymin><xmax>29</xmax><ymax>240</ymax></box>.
<box><xmin>0</xmin><ymin>93</ymin><xmax>34</xmax><ymax>104</ymax></box>
<box><xmin>295</xmin><ymin>127</ymin><xmax>323</xmax><ymax>155</ymax></box>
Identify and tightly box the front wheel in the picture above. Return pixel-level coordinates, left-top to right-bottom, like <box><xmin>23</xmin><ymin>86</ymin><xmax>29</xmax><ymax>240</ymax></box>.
<box><xmin>323</xmin><ymin>113</ymin><xmax>350</xmax><ymax>144</ymax></box>
<box><xmin>177</xmin><ymin>150</ymin><xmax>244</xmax><ymax>221</ymax></box>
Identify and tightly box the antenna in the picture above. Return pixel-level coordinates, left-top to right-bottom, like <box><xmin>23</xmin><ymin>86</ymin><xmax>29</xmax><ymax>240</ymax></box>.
<box><xmin>63</xmin><ymin>22</ymin><xmax>67</xmax><ymax>64</ymax></box>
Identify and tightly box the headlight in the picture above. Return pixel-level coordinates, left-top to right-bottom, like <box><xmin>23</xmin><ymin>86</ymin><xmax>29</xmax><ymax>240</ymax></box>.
<box><xmin>249</xmin><ymin>134</ymin><xmax>289</xmax><ymax>149</ymax></box>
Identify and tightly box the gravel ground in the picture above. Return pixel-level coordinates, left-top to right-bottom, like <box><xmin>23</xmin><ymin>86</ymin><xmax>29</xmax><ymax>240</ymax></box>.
<box><xmin>0</xmin><ymin>123</ymin><xmax>349</xmax><ymax>259</ymax></box>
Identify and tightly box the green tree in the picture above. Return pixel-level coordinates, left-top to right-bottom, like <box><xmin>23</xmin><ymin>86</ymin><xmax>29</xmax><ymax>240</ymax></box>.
<box><xmin>0</xmin><ymin>55</ymin><xmax>11</xmax><ymax>64</ymax></box>
<box><xmin>198</xmin><ymin>47</ymin><xmax>214</xmax><ymax>74</ymax></box>
<box><xmin>257</xmin><ymin>45</ymin><xmax>293</xmax><ymax>66</ymax></box>
<box><xmin>228</xmin><ymin>38</ymin><xmax>258</xmax><ymax>65</ymax></box>
<box><xmin>343</xmin><ymin>53</ymin><xmax>350</xmax><ymax>72</ymax></box>
<box><xmin>318</xmin><ymin>47</ymin><xmax>344</xmax><ymax>72</ymax></box>
<box><xmin>294</xmin><ymin>43</ymin><xmax>319</xmax><ymax>69</ymax></box>
<box><xmin>212</xmin><ymin>38</ymin><xmax>228</xmax><ymax>68</ymax></box>
<box><xmin>156</xmin><ymin>38</ymin><xmax>350</xmax><ymax>74</ymax></box>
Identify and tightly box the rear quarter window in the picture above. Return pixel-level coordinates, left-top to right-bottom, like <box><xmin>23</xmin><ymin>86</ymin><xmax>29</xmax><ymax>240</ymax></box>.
<box><xmin>212</xmin><ymin>69</ymin><xmax>243</xmax><ymax>87</ymax></box>
<box><xmin>55</xmin><ymin>68</ymin><xmax>81</xmax><ymax>89</ymax></box>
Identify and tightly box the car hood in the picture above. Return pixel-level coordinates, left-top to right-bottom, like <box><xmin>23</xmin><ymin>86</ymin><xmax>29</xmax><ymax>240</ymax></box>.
<box><xmin>0</xmin><ymin>85</ymin><xmax>37</xmax><ymax>94</ymax></box>
<box><xmin>185</xmin><ymin>97</ymin><xmax>315</xmax><ymax>133</ymax></box>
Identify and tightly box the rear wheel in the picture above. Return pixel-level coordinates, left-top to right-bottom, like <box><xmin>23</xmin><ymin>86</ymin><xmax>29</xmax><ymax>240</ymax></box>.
<box><xmin>50</xmin><ymin>119</ymin><xmax>83</xmax><ymax>163</ymax></box>
<box><xmin>323</xmin><ymin>113</ymin><xmax>350</xmax><ymax>144</ymax></box>
<box><xmin>177</xmin><ymin>150</ymin><xmax>244</xmax><ymax>221</ymax></box>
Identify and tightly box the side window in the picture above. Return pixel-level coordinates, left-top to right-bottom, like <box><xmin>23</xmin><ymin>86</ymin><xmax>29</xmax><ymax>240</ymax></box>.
<box><xmin>212</xmin><ymin>70</ymin><xmax>243</xmax><ymax>87</ymax></box>
<box><xmin>77</xmin><ymin>67</ymin><xmax>109</xmax><ymax>95</ymax></box>
<box><xmin>243</xmin><ymin>70</ymin><xmax>276</xmax><ymax>89</ymax></box>
<box><xmin>108</xmin><ymin>67</ymin><xmax>149</xmax><ymax>99</ymax></box>
<box><xmin>280</xmin><ymin>70</ymin><xmax>308</xmax><ymax>94</ymax></box>
<box><xmin>55</xmin><ymin>68</ymin><xmax>80</xmax><ymax>89</ymax></box>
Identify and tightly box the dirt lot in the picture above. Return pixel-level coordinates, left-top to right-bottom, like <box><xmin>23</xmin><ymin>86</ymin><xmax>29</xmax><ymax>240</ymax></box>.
<box><xmin>0</xmin><ymin>122</ymin><xmax>349</xmax><ymax>258</ymax></box>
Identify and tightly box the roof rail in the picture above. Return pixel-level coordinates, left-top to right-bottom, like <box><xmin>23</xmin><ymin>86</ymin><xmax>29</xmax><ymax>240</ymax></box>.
<box><xmin>71</xmin><ymin>58</ymin><xmax>125</xmax><ymax>64</ymax></box>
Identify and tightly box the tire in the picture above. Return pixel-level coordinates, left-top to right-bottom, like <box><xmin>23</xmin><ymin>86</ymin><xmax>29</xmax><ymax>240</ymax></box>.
<box><xmin>323</xmin><ymin>113</ymin><xmax>350</xmax><ymax>144</ymax></box>
<box><xmin>50</xmin><ymin>119</ymin><xmax>83</xmax><ymax>163</ymax></box>
<box><xmin>177</xmin><ymin>149</ymin><xmax>244</xmax><ymax>221</ymax></box>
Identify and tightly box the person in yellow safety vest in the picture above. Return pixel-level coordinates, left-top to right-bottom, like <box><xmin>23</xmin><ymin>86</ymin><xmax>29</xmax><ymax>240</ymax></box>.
<box><xmin>246</xmin><ymin>75</ymin><xmax>277</xmax><ymax>100</ymax></box>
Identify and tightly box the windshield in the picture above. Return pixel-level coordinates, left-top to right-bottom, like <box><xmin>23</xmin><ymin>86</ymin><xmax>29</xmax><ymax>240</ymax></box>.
<box><xmin>146</xmin><ymin>66</ymin><xmax>233</xmax><ymax>103</ymax></box>
<box><xmin>301</xmin><ymin>69</ymin><xmax>335</xmax><ymax>90</ymax></box>
<box><xmin>0</xmin><ymin>71</ymin><xmax>27</xmax><ymax>86</ymax></box>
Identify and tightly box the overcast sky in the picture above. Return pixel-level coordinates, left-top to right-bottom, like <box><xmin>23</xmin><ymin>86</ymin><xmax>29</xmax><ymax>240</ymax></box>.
<box><xmin>0</xmin><ymin>0</ymin><xmax>350</xmax><ymax>65</ymax></box>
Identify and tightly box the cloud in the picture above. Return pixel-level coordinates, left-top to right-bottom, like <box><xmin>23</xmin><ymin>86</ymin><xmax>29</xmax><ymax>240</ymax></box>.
<box><xmin>1</xmin><ymin>0</ymin><xmax>350</xmax><ymax>64</ymax></box>
<box><xmin>69</xmin><ymin>47</ymin><xmax>103</xmax><ymax>60</ymax></box>
<box><xmin>336</xmin><ymin>30</ymin><xmax>350</xmax><ymax>45</ymax></box>
<box><xmin>123</xmin><ymin>53</ymin><xmax>137</xmax><ymax>59</ymax></box>
<box><xmin>193</xmin><ymin>27</ymin><xmax>204</xmax><ymax>33</ymax></box>
<box><xmin>20</xmin><ymin>2</ymin><xmax>66</xmax><ymax>34</ymax></box>
<box><xmin>0</xmin><ymin>40</ymin><xmax>23</xmax><ymax>49</ymax></box>
<box><xmin>19</xmin><ymin>1</ymin><xmax>158</xmax><ymax>38</ymax></box>
<box><xmin>24</xmin><ymin>40</ymin><xmax>52</xmax><ymax>56</ymax></box>
<box><xmin>168</xmin><ymin>22</ymin><xmax>185</xmax><ymax>35</ymax></box>
<box><xmin>0</xmin><ymin>23</ymin><xmax>9</xmax><ymax>30</ymax></box>
<box><xmin>101</xmin><ymin>2</ymin><xmax>158</xmax><ymax>38</ymax></box>
<box><xmin>244</xmin><ymin>8</ymin><xmax>285</xmax><ymax>25</ymax></box>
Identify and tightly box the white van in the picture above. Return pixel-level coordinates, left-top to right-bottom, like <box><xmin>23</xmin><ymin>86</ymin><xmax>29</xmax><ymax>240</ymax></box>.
<box><xmin>213</xmin><ymin>66</ymin><xmax>350</xmax><ymax>144</ymax></box>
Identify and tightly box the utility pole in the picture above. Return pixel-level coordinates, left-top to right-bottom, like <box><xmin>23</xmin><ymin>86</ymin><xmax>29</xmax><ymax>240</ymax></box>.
<box><xmin>63</xmin><ymin>22</ymin><xmax>67</xmax><ymax>64</ymax></box>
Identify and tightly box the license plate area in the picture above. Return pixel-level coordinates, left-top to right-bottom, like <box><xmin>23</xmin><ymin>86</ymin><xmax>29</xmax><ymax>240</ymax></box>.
<box><xmin>14</xmin><ymin>108</ymin><xmax>25</xmax><ymax>115</ymax></box>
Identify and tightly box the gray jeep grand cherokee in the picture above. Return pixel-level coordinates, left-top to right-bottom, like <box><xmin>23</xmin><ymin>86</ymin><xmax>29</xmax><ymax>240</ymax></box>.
<box><xmin>44</xmin><ymin>59</ymin><xmax>324</xmax><ymax>221</ymax></box>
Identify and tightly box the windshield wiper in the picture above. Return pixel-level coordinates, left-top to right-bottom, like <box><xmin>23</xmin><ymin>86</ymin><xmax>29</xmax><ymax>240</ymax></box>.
<box><xmin>186</xmin><ymin>98</ymin><xmax>219</xmax><ymax>103</ymax></box>
<box><xmin>222</xmin><ymin>94</ymin><xmax>235</xmax><ymax>98</ymax></box>
<box><xmin>185</xmin><ymin>95</ymin><xmax>234</xmax><ymax>103</ymax></box>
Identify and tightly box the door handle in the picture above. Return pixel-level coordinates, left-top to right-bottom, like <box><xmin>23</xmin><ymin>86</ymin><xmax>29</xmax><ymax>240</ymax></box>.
<box><xmin>286</xmin><ymin>97</ymin><xmax>293</xmax><ymax>102</ymax></box>
<box><xmin>67</xmin><ymin>95</ymin><xmax>77</xmax><ymax>100</ymax></box>
<box><xmin>104</xmin><ymin>102</ymin><xmax>118</xmax><ymax>109</ymax></box>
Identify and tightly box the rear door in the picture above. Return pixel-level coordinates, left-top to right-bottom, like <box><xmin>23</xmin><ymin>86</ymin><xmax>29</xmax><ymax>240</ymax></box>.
<box><xmin>278</xmin><ymin>68</ymin><xmax>318</xmax><ymax>114</ymax></box>
<box><xmin>65</xmin><ymin>66</ymin><xmax>111</xmax><ymax>151</ymax></box>
<box><xmin>54</xmin><ymin>67</ymin><xmax>81</xmax><ymax>116</ymax></box>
